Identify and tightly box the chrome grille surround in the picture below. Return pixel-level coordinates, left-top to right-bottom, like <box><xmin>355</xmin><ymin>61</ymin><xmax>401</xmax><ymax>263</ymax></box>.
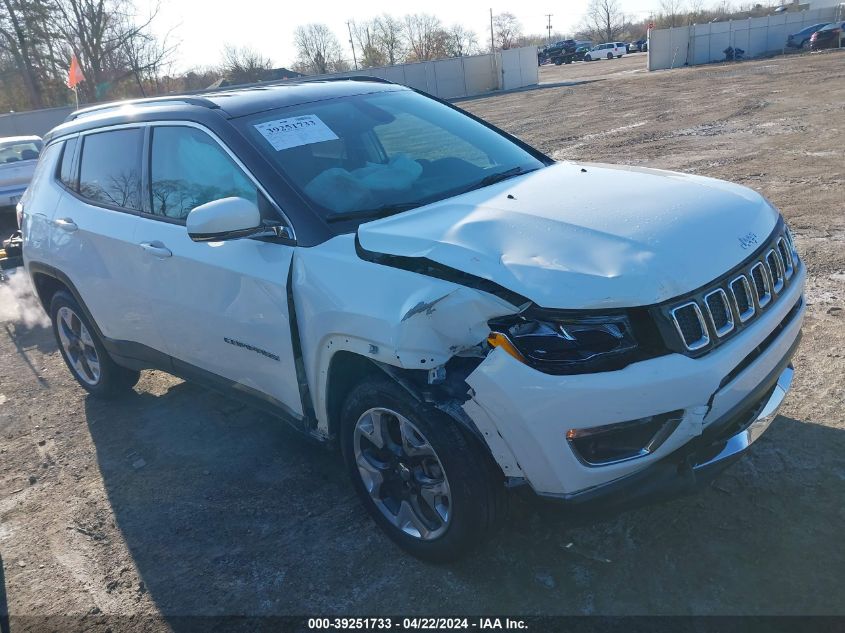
<box><xmin>730</xmin><ymin>275</ymin><xmax>756</xmax><ymax>323</ymax></box>
<box><xmin>670</xmin><ymin>301</ymin><xmax>710</xmax><ymax>350</ymax></box>
<box><xmin>704</xmin><ymin>288</ymin><xmax>735</xmax><ymax>337</ymax></box>
<box><xmin>777</xmin><ymin>237</ymin><xmax>794</xmax><ymax>280</ymax></box>
<box><xmin>766</xmin><ymin>249</ymin><xmax>785</xmax><ymax>294</ymax></box>
<box><xmin>665</xmin><ymin>224</ymin><xmax>798</xmax><ymax>354</ymax></box>
<box><xmin>751</xmin><ymin>262</ymin><xmax>772</xmax><ymax>308</ymax></box>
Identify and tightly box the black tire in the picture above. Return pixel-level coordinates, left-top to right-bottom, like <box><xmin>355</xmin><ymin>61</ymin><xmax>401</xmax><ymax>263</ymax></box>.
<box><xmin>585</xmin><ymin>54</ymin><xmax>592</xmax><ymax>62</ymax></box>
<box><xmin>340</xmin><ymin>377</ymin><xmax>506</xmax><ymax>562</ymax></box>
<box><xmin>564</xmin><ymin>58</ymin><xmax>572</xmax><ymax>64</ymax></box>
<box><xmin>607</xmin><ymin>52</ymin><xmax>614</xmax><ymax>59</ymax></box>
<box><xmin>554</xmin><ymin>58</ymin><xmax>562</xmax><ymax>65</ymax></box>
<box><xmin>50</xmin><ymin>290</ymin><xmax>140</xmax><ymax>398</ymax></box>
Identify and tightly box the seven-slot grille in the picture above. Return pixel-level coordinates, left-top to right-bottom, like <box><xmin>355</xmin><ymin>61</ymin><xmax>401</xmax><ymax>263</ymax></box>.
<box><xmin>668</xmin><ymin>227</ymin><xmax>799</xmax><ymax>353</ymax></box>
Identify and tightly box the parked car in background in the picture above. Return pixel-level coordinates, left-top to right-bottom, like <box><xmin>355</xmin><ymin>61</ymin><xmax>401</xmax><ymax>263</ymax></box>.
<box><xmin>629</xmin><ymin>39</ymin><xmax>647</xmax><ymax>52</ymax></box>
<box><xmin>810</xmin><ymin>22</ymin><xmax>845</xmax><ymax>50</ymax></box>
<box><xmin>539</xmin><ymin>39</ymin><xmax>579</xmax><ymax>65</ymax></box>
<box><xmin>0</xmin><ymin>136</ymin><xmax>43</xmax><ymax>210</ymax></box>
<box><xmin>786</xmin><ymin>23</ymin><xmax>829</xmax><ymax>48</ymax></box>
<box><xmin>584</xmin><ymin>42</ymin><xmax>627</xmax><ymax>61</ymax></box>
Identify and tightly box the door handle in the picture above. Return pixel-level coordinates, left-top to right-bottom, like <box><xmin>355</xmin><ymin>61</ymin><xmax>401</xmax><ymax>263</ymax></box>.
<box><xmin>139</xmin><ymin>241</ymin><xmax>172</xmax><ymax>258</ymax></box>
<box><xmin>54</xmin><ymin>217</ymin><xmax>78</xmax><ymax>232</ymax></box>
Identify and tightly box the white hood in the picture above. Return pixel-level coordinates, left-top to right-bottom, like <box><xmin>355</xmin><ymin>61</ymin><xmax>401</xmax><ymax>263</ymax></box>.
<box><xmin>357</xmin><ymin>162</ymin><xmax>780</xmax><ymax>310</ymax></box>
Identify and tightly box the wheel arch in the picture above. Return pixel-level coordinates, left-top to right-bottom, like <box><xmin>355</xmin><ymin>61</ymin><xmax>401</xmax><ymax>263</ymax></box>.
<box><xmin>27</xmin><ymin>262</ymin><xmax>105</xmax><ymax>339</ymax></box>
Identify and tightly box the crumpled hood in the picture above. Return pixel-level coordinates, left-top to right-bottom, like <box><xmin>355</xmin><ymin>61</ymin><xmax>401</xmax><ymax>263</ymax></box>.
<box><xmin>357</xmin><ymin>162</ymin><xmax>780</xmax><ymax>309</ymax></box>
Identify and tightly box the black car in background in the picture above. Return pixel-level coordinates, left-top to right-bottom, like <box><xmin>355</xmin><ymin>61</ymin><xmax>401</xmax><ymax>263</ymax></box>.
<box><xmin>538</xmin><ymin>39</ymin><xmax>578</xmax><ymax>65</ymax></box>
<box><xmin>786</xmin><ymin>23</ymin><xmax>829</xmax><ymax>48</ymax></box>
<box><xmin>810</xmin><ymin>22</ymin><xmax>844</xmax><ymax>50</ymax></box>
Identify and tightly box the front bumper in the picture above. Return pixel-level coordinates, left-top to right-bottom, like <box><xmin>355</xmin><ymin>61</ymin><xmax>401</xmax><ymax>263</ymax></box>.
<box><xmin>462</xmin><ymin>263</ymin><xmax>805</xmax><ymax>499</ymax></box>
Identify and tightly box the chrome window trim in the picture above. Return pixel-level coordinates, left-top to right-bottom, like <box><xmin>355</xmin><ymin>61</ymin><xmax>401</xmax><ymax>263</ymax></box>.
<box><xmin>704</xmin><ymin>288</ymin><xmax>735</xmax><ymax>337</ymax></box>
<box><xmin>750</xmin><ymin>261</ymin><xmax>772</xmax><ymax>309</ymax></box>
<box><xmin>766</xmin><ymin>248</ymin><xmax>785</xmax><ymax>294</ymax></box>
<box><xmin>670</xmin><ymin>301</ymin><xmax>710</xmax><ymax>351</ymax></box>
<box><xmin>729</xmin><ymin>274</ymin><xmax>756</xmax><ymax>323</ymax></box>
<box><xmin>777</xmin><ymin>237</ymin><xmax>794</xmax><ymax>280</ymax></box>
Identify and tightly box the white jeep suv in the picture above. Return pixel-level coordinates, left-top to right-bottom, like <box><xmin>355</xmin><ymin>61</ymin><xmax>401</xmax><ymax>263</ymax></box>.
<box><xmin>21</xmin><ymin>79</ymin><xmax>805</xmax><ymax>561</ymax></box>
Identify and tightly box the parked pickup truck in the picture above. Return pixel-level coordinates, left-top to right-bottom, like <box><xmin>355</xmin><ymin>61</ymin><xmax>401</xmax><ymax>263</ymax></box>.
<box><xmin>21</xmin><ymin>79</ymin><xmax>805</xmax><ymax>561</ymax></box>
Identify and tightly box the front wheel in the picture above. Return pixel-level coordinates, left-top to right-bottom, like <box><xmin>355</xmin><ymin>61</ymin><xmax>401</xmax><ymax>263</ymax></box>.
<box><xmin>585</xmin><ymin>54</ymin><xmax>592</xmax><ymax>61</ymax></box>
<box><xmin>340</xmin><ymin>377</ymin><xmax>506</xmax><ymax>562</ymax></box>
<box><xmin>607</xmin><ymin>52</ymin><xmax>614</xmax><ymax>59</ymax></box>
<box><xmin>50</xmin><ymin>290</ymin><xmax>140</xmax><ymax>397</ymax></box>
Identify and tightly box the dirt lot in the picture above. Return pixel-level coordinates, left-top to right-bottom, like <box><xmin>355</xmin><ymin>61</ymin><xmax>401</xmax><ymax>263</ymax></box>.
<box><xmin>1</xmin><ymin>51</ymin><xmax>844</xmax><ymax>624</ymax></box>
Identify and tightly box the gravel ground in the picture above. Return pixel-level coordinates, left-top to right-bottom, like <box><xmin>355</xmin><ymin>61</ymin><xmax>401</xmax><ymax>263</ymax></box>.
<box><xmin>1</xmin><ymin>50</ymin><xmax>844</xmax><ymax>626</ymax></box>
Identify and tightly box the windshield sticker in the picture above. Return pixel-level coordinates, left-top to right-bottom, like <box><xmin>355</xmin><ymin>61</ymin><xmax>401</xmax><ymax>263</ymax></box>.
<box><xmin>253</xmin><ymin>115</ymin><xmax>339</xmax><ymax>151</ymax></box>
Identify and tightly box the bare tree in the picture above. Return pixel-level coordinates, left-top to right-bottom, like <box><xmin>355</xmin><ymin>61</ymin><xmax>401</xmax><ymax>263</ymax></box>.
<box><xmin>660</xmin><ymin>0</ymin><xmax>686</xmax><ymax>27</ymax></box>
<box><xmin>403</xmin><ymin>13</ymin><xmax>445</xmax><ymax>61</ymax></box>
<box><xmin>493</xmin><ymin>12</ymin><xmax>522</xmax><ymax>50</ymax></box>
<box><xmin>583</xmin><ymin>0</ymin><xmax>626</xmax><ymax>43</ymax></box>
<box><xmin>220</xmin><ymin>45</ymin><xmax>272</xmax><ymax>84</ymax></box>
<box><xmin>293</xmin><ymin>23</ymin><xmax>345</xmax><ymax>75</ymax></box>
<box><xmin>373</xmin><ymin>13</ymin><xmax>405</xmax><ymax>65</ymax></box>
<box><xmin>351</xmin><ymin>20</ymin><xmax>386</xmax><ymax>68</ymax></box>
<box><xmin>445</xmin><ymin>24</ymin><xmax>479</xmax><ymax>57</ymax></box>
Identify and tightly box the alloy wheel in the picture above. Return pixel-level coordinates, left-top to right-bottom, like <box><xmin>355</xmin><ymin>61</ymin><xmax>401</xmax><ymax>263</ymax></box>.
<box><xmin>353</xmin><ymin>407</ymin><xmax>452</xmax><ymax>540</ymax></box>
<box><xmin>56</xmin><ymin>306</ymin><xmax>101</xmax><ymax>385</ymax></box>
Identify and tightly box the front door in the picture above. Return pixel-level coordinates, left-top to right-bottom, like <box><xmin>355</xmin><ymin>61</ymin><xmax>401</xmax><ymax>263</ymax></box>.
<box><xmin>134</xmin><ymin>123</ymin><xmax>303</xmax><ymax>418</ymax></box>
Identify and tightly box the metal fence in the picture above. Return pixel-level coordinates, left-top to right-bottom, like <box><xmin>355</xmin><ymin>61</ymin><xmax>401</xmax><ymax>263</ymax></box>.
<box><xmin>648</xmin><ymin>7</ymin><xmax>842</xmax><ymax>70</ymax></box>
<box><xmin>0</xmin><ymin>47</ymin><xmax>539</xmax><ymax>138</ymax></box>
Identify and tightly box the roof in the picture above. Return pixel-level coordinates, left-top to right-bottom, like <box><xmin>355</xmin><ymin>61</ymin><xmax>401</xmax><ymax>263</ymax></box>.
<box><xmin>0</xmin><ymin>135</ymin><xmax>42</xmax><ymax>144</ymax></box>
<box><xmin>64</xmin><ymin>77</ymin><xmax>405</xmax><ymax>123</ymax></box>
<box><xmin>197</xmin><ymin>78</ymin><xmax>404</xmax><ymax>117</ymax></box>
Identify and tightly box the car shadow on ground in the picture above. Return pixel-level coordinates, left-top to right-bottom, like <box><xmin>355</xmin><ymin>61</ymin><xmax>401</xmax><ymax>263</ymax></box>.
<box><xmin>82</xmin><ymin>377</ymin><xmax>845</xmax><ymax>618</ymax></box>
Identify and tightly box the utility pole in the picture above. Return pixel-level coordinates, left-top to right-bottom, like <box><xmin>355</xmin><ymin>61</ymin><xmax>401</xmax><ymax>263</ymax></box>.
<box><xmin>545</xmin><ymin>14</ymin><xmax>553</xmax><ymax>45</ymax></box>
<box><xmin>489</xmin><ymin>8</ymin><xmax>495</xmax><ymax>52</ymax></box>
<box><xmin>346</xmin><ymin>21</ymin><xmax>358</xmax><ymax>70</ymax></box>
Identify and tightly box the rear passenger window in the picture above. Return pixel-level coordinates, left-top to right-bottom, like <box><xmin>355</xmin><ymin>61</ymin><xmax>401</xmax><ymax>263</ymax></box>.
<box><xmin>59</xmin><ymin>137</ymin><xmax>78</xmax><ymax>189</ymax></box>
<box><xmin>78</xmin><ymin>129</ymin><xmax>143</xmax><ymax>210</ymax></box>
<box><xmin>149</xmin><ymin>126</ymin><xmax>258</xmax><ymax>221</ymax></box>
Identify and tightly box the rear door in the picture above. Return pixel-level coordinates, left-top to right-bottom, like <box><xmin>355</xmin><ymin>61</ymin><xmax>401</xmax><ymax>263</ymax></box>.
<box><xmin>49</xmin><ymin>126</ymin><xmax>165</xmax><ymax>351</ymax></box>
<box><xmin>134</xmin><ymin>122</ymin><xmax>303</xmax><ymax>417</ymax></box>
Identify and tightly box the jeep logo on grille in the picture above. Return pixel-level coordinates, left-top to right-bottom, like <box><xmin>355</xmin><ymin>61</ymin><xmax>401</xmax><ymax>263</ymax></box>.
<box><xmin>738</xmin><ymin>232</ymin><xmax>759</xmax><ymax>250</ymax></box>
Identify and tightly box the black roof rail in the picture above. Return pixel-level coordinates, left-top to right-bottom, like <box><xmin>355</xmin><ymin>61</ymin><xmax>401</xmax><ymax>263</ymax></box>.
<box><xmin>65</xmin><ymin>95</ymin><xmax>219</xmax><ymax>122</ymax></box>
<box><xmin>306</xmin><ymin>75</ymin><xmax>395</xmax><ymax>85</ymax></box>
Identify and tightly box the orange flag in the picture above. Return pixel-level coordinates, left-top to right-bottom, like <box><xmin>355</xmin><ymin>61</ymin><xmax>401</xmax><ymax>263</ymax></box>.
<box><xmin>67</xmin><ymin>54</ymin><xmax>85</xmax><ymax>89</ymax></box>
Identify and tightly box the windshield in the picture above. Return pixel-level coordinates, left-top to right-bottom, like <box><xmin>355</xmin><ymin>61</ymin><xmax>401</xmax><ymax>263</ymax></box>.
<box><xmin>238</xmin><ymin>89</ymin><xmax>545</xmax><ymax>223</ymax></box>
<box><xmin>0</xmin><ymin>140</ymin><xmax>42</xmax><ymax>164</ymax></box>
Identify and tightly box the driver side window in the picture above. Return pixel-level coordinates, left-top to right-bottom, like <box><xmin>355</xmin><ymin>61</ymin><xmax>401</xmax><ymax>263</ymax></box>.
<box><xmin>149</xmin><ymin>126</ymin><xmax>258</xmax><ymax>222</ymax></box>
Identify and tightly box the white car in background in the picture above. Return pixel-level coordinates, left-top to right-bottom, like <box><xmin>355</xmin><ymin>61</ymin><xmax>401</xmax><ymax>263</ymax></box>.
<box><xmin>584</xmin><ymin>42</ymin><xmax>627</xmax><ymax>61</ymax></box>
<box><xmin>0</xmin><ymin>135</ymin><xmax>43</xmax><ymax>210</ymax></box>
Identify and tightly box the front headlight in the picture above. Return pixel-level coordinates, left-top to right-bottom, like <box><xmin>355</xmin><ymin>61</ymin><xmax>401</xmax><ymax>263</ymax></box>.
<box><xmin>488</xmin><ymin>313</ymin><xmax>641</xmax><ymax>374</ymax></box>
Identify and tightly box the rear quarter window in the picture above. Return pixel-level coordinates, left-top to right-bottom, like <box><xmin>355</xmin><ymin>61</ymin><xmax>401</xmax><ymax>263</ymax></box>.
<box><xmin>78</xmin><ymin>128</ymin><xmax>143</xmax><ymax>211</ymax></box>
<box><xmin>59</xmin><ymin>136</ymin><xmax>78</xmax><ymax>189</ymax></box>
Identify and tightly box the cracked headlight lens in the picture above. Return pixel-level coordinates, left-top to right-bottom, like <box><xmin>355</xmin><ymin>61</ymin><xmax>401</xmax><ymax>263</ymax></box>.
<box><xmin>488</xmin><ymin>314</ymin><xmax>639</xmax><ymax>374</ymax></box>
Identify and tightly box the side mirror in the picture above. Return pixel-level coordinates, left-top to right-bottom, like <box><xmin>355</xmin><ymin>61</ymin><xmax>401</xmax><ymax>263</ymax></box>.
<box><xmin>186</xmin><ymin>197</ymin><xmax>263</xmax><ymax>242</ymax></box>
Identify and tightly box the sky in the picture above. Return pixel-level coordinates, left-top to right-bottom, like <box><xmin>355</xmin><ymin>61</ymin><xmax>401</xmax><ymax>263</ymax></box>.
<box><xmin>139</xmin><ymin>0</ymin><xmax>665</xmax><ymax>73</ymax></box>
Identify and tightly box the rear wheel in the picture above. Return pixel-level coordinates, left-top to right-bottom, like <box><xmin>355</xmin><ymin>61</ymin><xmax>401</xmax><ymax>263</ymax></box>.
<box><xmin>607</xmin><ymin>52</ymin><xmax>614</xmax><ymax>59</ymax></box>
<box><xmin>340</xmin><ymin>377</ymin><xmax>505</xmax><ymax>562</ymax></box>
<box><xmin>50</xmin><ymin>291</ymin><xmax>140</xmax><ymax>397</ymax></box>
<box><xmin>585</xmin><ymin>54</ymin><xmax>592</xmax><ymax>61</ymax></box>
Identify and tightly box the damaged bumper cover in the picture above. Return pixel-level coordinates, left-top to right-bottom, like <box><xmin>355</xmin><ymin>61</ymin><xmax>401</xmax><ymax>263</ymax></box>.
<box><xmin>461</xmin><ymin>263</ymin><xmax>805</xmax><ymax>502</ymax></box>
